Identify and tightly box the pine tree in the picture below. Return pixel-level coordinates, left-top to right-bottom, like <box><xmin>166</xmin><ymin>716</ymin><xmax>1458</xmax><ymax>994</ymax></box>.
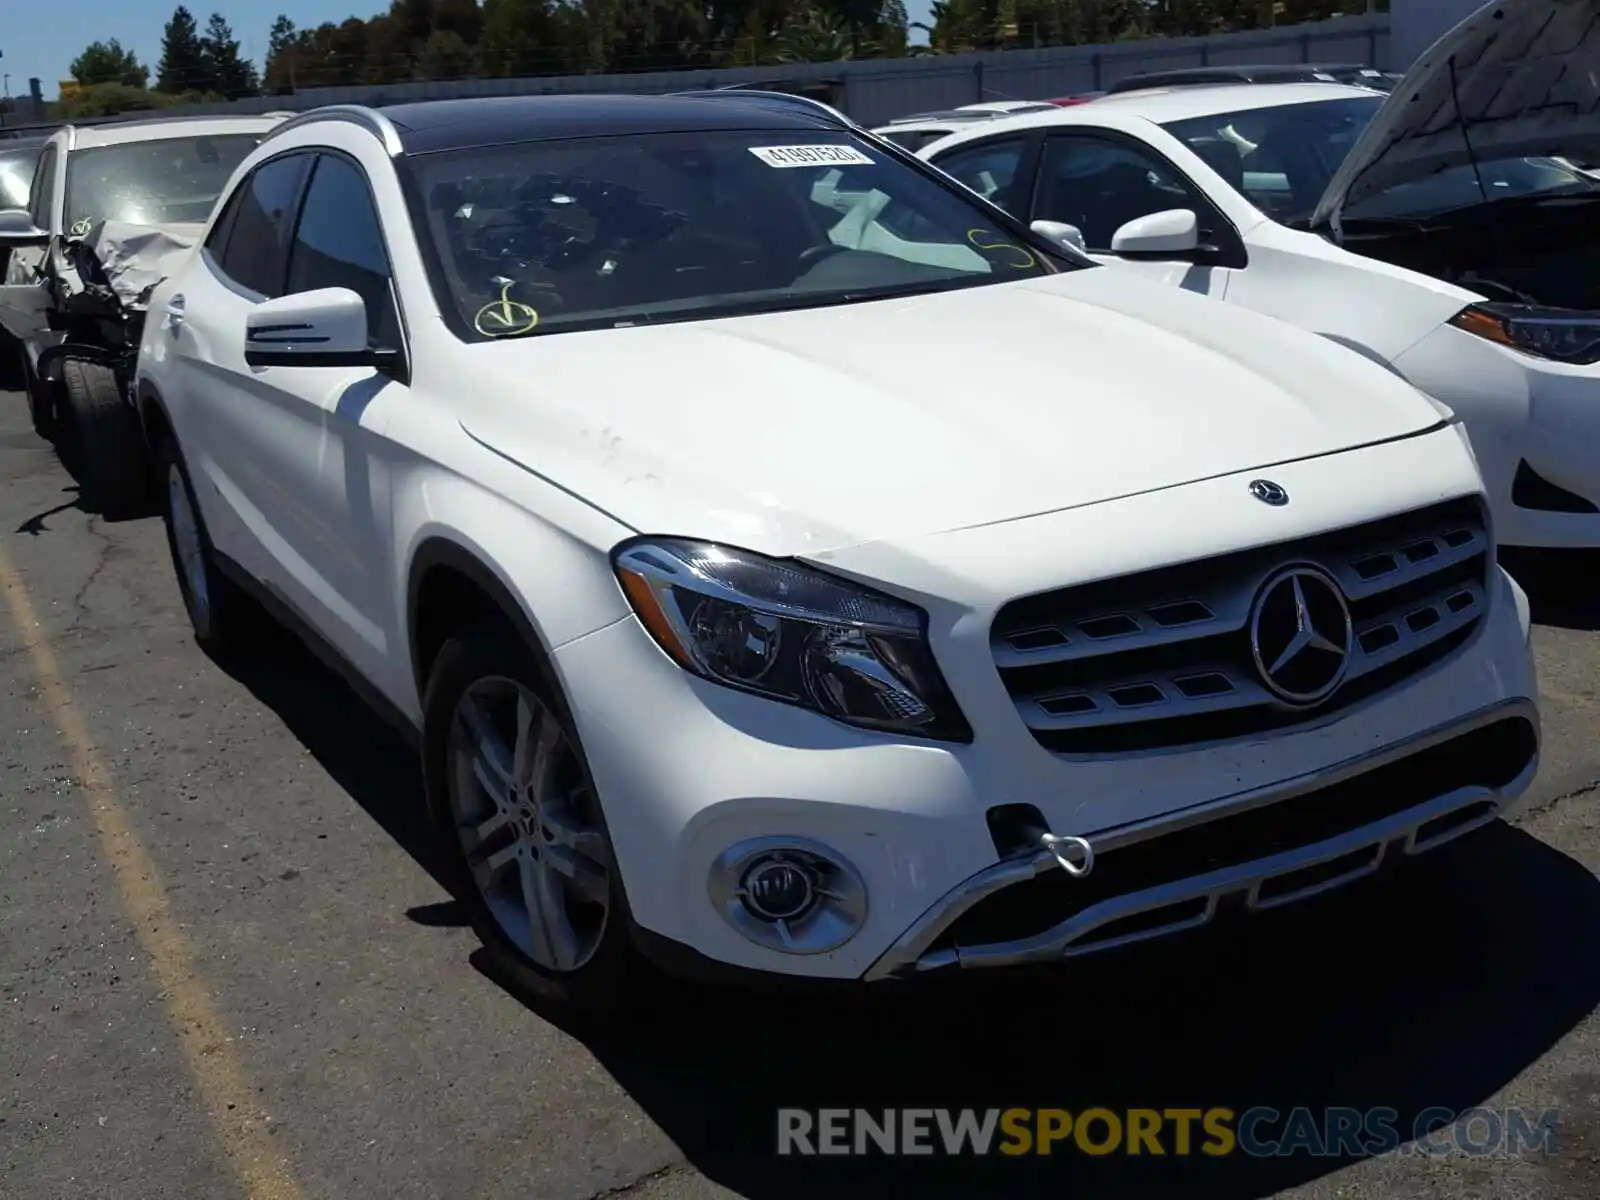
<box><xmin>201</xmin><ymin>13</ymin><xmax>261</xmax><ymax>98</ymax></box>
<box><xmin>264</xmin><ymin>15</ymin><xmax>299</xmax><ymax>91</ymax></box>
<box><xmin>157</xmin><ymin>6</ymin><xmax>209</xmax><ymax>92</ymax></box>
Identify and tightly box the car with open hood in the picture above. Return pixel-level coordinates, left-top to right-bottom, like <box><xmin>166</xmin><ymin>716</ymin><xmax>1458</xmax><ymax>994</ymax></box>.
<box><xmin>132</xmin><ymin>92</ymin><xmax>1537</xmax><ymax>1019</ymax></box>
<box><xmin>919</xmin><ymin>0</ymin><xmax>1600</xmax><ymax>549</ymax></box>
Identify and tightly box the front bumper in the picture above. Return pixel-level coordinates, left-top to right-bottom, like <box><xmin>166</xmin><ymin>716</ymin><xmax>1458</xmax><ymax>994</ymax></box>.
<box><xmin>551</xmin><ymin>428</ymin><xmax>1538</xmax><ymax>981</ymax></box>
<box><xmin>554</xmin><ymin>569</ymin><xmax>1537</xmax><ymax>984</ymax></box>
<box><xmin>1397</xmin><ymin>325</ymin><xmax>1600</xmax><ymax>549</ymax></box>
<box><xmin>864</xmin><ymin>696</ymin><xmax>1537</xmax><ymax>980</ymax></box>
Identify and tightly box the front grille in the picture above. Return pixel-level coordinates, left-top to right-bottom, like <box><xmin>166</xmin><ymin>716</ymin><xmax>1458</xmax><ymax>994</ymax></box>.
<box><xmin>992</xmin><ymin>496</ymin><xmax>1490</xmax><ymax>755</ymax></box>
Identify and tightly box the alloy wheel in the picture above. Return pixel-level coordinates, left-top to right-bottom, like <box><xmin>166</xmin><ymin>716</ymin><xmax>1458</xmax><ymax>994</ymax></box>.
<box><xmin>445</xmin><ymin>676</ymin><xmax>611</xmax><ymax>974</ymax></box>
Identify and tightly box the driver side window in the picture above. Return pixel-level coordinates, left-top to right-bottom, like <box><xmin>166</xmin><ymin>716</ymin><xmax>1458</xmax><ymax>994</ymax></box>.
<box><xmin>284</xmin><ymin>154</ymin><xmax>401</xmax><ymax>350</ymax></box>
<box><xmin>1033</xmin><ymin>135</ymin><xmax>1207</xmax><ymax>253</ymax></box>
<box><xmin>211</xmin><ymin>153</ymin><xmax>311</xmax><ymax>298</ymax></box>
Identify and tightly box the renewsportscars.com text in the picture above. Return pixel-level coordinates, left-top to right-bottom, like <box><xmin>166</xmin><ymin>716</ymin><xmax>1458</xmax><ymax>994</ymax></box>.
<box><xmin>776</xmin><ymin>1106</ymin><xmax>1560</xmax><ymax>1158</ymax></box>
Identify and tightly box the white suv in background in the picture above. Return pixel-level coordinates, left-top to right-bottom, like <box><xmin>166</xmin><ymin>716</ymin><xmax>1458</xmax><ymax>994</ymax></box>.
<box><xmin>919</xmin><ymin>0</ymin><xmax>1600</xmax><ymax>549</ymax></box>
<box><xmin>135</xmin><ymin>93</ymin><xmax>1538</xmax><ymax>1019</ymax></box>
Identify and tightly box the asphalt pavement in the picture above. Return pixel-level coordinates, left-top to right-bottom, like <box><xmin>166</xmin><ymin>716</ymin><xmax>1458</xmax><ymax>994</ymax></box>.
<box><xmin>2</xmin><ymin>385</ymin><xmax>1598</xmax><ymax>1200</ymax></box>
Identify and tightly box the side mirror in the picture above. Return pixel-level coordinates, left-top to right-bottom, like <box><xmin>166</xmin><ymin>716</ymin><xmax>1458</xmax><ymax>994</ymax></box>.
<box><xmin>0</xmin><ymin>208</ymin><xmax>50</xmax><ymax>249</ymax></box>
<box><xmin>1030</xmin><ymin>219</ymin><xmax>1087</xmax><ymax>255</ymax></box>
<box><xmin>244</xmin><ymin>287</ymin><xmax>395</xmax><ymax>370</ymax></box>
<box><xmin>1109</xmin><ymin>209</ymin><xmax>1200</xmax><ymax>258</ymax></box>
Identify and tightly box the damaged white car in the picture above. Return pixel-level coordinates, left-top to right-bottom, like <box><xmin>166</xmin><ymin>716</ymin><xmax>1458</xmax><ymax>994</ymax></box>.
<box><xmin>0</xmin><ymin>113</ymin><xmax>287</xmax><ymax>506</ymax></box>
<box><xmin>920</xmin><ymin>0</ymin><xmax>1600</xmax><ymax>548</ymax></box>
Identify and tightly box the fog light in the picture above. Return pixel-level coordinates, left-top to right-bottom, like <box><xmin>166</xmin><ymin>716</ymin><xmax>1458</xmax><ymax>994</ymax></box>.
<box><xmin>708</xmin><ymin>837</ymin><xmax>868</xmax><ymax>954</ymax></box>
<box><xmin>741</xmin><ymin>859</ymin><xmax>816</xmax><ymax>922</ymax></box>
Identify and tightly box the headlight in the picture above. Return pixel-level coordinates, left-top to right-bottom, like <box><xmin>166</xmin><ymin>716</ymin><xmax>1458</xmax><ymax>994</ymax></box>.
<box><xmin>1450</xmin><ymin>303</ymin><xmax>1600</xmax><ymax>365</ymax></box>
<box><xmin>612</xmin><ymin>537</ymin><xmax>972</xmax><ymax>741</ymax></box>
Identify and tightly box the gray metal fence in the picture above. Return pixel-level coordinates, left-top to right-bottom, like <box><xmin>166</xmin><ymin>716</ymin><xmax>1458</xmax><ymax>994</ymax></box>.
<box><xmin>4</xmin><ymin>13</ymin><xmax>1390</xmax><ymax>133</ymax></box>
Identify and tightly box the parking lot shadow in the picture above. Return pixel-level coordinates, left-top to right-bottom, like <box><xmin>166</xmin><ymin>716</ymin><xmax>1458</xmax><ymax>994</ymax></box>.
<box><xmin>201</xmin><ymin>605</ymin><xmax>1600</xmax><ymax>1198</ymax></box>
<box><xmin>205</xmin><ymin>618</ymin><xmax>452</xmax><ymax>895</ymax></box>
<box><xmin>572</xmin><ymin>824</ymin><xmax>1600</xmax><ymax>1198</ymax></box>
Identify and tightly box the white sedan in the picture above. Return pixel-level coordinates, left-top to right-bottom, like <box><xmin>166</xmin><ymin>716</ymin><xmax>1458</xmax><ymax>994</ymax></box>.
<box><xmin>134</xmin><ymin>91</ymin><xmax>1537</xmax><ymax>1017</ymax></box>
<box><xmin>919</xmin><ymin>0</ymin><xmax>1600</xmax><ymax>549</ymax></box>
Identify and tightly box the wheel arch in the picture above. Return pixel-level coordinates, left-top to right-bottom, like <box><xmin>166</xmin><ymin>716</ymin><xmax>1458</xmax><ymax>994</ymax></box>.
<box><xmin>134</xmin><ymin>377</ymin><xmax>173</xmax><ymax>447</ymax></box>
<box><xmin>406</xmin><ymin>537</ymin><xmax>565</xmax><ymax>711</ymax></box>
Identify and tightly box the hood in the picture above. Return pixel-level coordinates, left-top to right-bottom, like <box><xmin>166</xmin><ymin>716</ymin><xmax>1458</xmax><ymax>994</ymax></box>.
<box><xmin>1311</xmin><ymin>0</ymin><xmax>1600</xmax><ymax>230</ymax></box>
<box><xmin>454</xmin><ymin>271</ymin><xmax>1445</xmax><ymax>557</ymax></box>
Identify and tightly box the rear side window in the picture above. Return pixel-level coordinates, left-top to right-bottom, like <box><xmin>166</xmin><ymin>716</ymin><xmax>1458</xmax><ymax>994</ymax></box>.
<box><xmin>285</xmin><ymin>154</ymin><xmax>400</xmax><ymax>348</ymax></box>
<box><xmin>214</xmin><ymin>153</ymin><xmax>310</xmax><ymax>298</ymax></box>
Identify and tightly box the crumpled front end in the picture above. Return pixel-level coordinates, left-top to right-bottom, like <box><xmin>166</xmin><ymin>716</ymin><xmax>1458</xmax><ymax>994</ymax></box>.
<box><xmin>64</xmin><ymin>219</ymin><xmax>202</xmax><ymax>315</ymax></box>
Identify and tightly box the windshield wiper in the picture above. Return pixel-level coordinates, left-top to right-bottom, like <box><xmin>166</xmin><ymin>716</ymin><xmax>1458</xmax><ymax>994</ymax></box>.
<box><xmin>481</xmin><ymin>277</ymin><xmax>995</xmax><ymax>341</ymax></box>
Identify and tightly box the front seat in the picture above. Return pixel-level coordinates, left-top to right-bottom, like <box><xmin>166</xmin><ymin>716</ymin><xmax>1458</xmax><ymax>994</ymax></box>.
<box><xmin>1187</xmin><ymin>136</ymin><xmax>1245</xmax><ymax>193</ymax></box>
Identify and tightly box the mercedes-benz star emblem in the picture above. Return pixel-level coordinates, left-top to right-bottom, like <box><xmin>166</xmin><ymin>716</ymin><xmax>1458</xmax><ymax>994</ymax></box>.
<box><xmin>1249</xmin><ymin>479</ymin><xmax>1289</xmax><ymax>506</ymax></box>
<box><xmin>1249</xmin><ymin>565</ymin><xmax>1354</xmax><ymax>706</ymax></box>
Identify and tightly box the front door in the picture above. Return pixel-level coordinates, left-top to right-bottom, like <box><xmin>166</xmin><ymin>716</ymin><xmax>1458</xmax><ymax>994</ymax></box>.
<box><xmin>163</xmin><ymin>147</ymin><xmax>407</xmax><ymax>687</ymax></box>
<box><xmin>1028</xmin><ymin>132</ymin><xmax>1243</xmax><ymax>298</ymax></box>
<box><xmin>0</xmin><ymin>142</ymin><xmax>60</xmax><ymax>360</ymax></box>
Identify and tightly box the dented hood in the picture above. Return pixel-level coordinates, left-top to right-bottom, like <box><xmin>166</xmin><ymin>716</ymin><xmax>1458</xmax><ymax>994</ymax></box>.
<box><xmin>453</xmin><ymin>270</ymin><xmax>1446</xmax><ymax>557</ymax></box>
<box><xmin>1311</xmin><ymin>0</ymin><xmax>1600</xmax><ymax>230</ymax></box>
<box><xmin>74</xmin><ymin>219</ymin><xmax>203</xmax><ymax>309</ymax></box>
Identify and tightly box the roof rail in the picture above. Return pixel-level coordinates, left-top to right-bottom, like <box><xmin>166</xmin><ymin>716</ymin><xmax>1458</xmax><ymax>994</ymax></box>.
<box><xmin>671</xmin><ymin>88</ymin><xmax>854</xmax><ymax>127</ymax></box>
<box><xmin>261</xmin><ymin>104</ymin><xmax>405</xmax><ymax>156</ymax></box>
<box><xmin>71</xmin><ymin>109</ymin><xmax>289</xmax><ymax>131</ymax></box>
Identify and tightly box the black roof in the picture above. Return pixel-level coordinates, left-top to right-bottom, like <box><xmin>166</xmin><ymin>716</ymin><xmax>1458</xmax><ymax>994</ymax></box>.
<box><xmin>382</xmin><ymin>92</ymin><xmax>843</xmax><ymax>154</ymax></box>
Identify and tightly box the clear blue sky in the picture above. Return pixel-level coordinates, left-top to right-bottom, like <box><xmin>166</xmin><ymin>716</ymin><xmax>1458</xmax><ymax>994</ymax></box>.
<box><xmin>2</xmin><ymin>1</ymin><xmax>938</xmax><ymax>102</ymax></box>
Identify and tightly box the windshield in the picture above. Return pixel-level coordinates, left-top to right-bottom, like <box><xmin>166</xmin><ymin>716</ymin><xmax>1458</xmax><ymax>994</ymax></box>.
<box><xmin>1162</xmin><ymin>97</ymin><xmax>1600</xmax><ymax>225</ymax></box>
<box><xmin>65</xmin><ymin>134</ymin><xmax>262</xmax><ymax>231</ymax></box>
<box><xmin>0</xmin><ymin>149</ymin><xmax>37</xmax><ymax>210</ymax></box>
<box><xmin>406</xmin><ymin>128</ymin><xmax>1066</xmax><ymax>342</ymax></box>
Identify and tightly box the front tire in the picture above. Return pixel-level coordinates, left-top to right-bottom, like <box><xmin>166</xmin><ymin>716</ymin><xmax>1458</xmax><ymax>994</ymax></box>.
<box><xmin>60</xmin><ymin>358</ymin><xmax>150</xmax><ymax>513</ymax></box>
<box><xmin>422</xmin><ymin>629</ymin><xmax>646</xmax><ymax>1020</ymax></box>
<box><xmin>155</xmin><ymin>435</ymin><xmax>258</xmax><ymax>655</ymax></box>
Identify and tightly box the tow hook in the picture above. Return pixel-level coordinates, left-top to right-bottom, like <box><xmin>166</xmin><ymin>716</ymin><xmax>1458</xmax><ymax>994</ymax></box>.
<box><xmin>1040</xmin><ymin>832</ymin><xmax>1095</xmax><ymax>878</ymax></box>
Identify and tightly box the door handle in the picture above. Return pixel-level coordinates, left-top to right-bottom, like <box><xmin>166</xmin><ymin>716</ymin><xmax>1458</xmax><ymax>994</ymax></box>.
<box><xmin>165</xmin><ymin>295</ymin><xmax>185</xmax><ymax>333</ymax></box>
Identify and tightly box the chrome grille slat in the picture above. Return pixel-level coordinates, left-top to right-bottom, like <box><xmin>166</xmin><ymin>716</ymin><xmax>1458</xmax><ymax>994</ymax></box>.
<box><xmin>1020</xmin><ymin>667</ymin><xmax>1272</xmax><ymax>730</ymax></box>
<box><xmin>991</xmin><ymin>595</ymin><xmax>1247</xmax><ymax>668</ymax></box>
<box><xmin>991</xmin><ymin>497</ymin><xmax>1490</xmax><ymax>756</ymax></box>
<box><xmin>1327</xmin><ymin>527</ymin><xmax>1486</xmax><ymax>601</ymax></box>
<box><xmin>1347</xmin><ymin>579</ymin><xmax>1485</xmax><ymax>681</ymax></box>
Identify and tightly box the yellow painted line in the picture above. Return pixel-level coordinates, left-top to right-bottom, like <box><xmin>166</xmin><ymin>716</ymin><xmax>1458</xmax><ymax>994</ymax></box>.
<box><xmin>0</xmin><ymin>541</ymin><xmax>307</xmax><ymax>1200</ymax></box>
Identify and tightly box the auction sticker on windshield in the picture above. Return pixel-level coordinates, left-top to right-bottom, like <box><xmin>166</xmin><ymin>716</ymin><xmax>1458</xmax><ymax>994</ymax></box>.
<box><xmin>750</xmin><ymin>145</ymin><xmax>875</xmax><ymax>168</ymax></box>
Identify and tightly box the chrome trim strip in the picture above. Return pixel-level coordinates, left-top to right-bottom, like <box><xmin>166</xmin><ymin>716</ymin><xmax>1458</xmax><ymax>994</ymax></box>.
<box><xmin>862</xmin><ymin>697</ymin><xmax>1538</xmax><ymax>981</ymax></box>
<box><xmin>263</xmin><ymin>105</ymin><xmax>406</xmax><ymax>157</ymax></box>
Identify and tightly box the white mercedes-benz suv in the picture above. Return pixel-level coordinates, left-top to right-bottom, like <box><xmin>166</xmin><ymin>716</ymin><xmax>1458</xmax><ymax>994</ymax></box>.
<box><xmin>134</xmin><ymin>92</ymin><xmax>1539</xmax><ymax>1016</ymax></box>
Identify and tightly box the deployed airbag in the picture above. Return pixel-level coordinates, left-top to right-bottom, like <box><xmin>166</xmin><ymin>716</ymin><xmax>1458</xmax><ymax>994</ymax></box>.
<box><xmin>71</xmin><ymin>219</ymin><xmax>202</xmax><ymax>309</ymax></box>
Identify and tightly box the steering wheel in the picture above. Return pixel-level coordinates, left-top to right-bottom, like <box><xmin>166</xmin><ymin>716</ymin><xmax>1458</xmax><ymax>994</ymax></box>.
<box><xmin>797</xmin><ymin>243</ymin><xmax>850</xmax><ymax>270</ymax></box>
